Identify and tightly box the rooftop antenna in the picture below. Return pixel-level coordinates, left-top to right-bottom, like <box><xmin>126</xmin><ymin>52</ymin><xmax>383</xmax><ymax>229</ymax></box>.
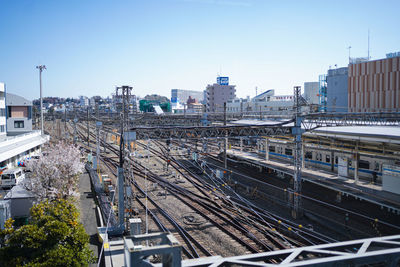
<box><xmin>348</xmin><ymin>46</ymin><xmax>352</xmax><ymax>63</ymax></box>
<box><xmin>368</xmin><ymin>29</ymin><xmax>370</xmax><ymax>60</ymax></box>
<box><xmin>255</xmin><ymin>86</ymin><xmax>258</xmax><ymax>97</ymax></box>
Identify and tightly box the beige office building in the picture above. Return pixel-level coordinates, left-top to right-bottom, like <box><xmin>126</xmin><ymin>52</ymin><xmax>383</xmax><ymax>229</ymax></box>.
<box><xmin>348</xmin><ymin>55</ymin><xmax>400</xmax><ymax>112</ymax></box>
<box><xmin>205</xmin><ymin>82</ymin><xmax>236</xmax><ymax>113</ymax></box>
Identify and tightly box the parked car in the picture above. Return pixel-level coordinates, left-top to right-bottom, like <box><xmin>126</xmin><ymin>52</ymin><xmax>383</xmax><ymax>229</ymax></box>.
<box><xmin>0</xmin><ymin>169</ymin><xmax>25</xmax><ymax>189</ymax></box>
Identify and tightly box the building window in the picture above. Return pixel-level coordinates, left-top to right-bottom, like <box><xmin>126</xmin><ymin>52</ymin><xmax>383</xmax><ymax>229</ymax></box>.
<box><xmin>0</xmin><ymin>125</ymin><xmax>4</xmax><ymax>132</ymax></box>
<box><xmin>0</xmin><ymin>108</ymin><xmax>5</xmax><ymax>117</ymax></box>
<box><xmin>14</xmin><ymin>121</ymin><xmax>24</xmax><ymax>128</ymax></box>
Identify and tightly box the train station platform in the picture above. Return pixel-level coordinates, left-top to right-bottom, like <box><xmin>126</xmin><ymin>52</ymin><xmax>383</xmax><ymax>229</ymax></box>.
<box><xmin>226</xmin><ymin>149</ymin><xmax>400</xmax><ymax>214</ymax></box>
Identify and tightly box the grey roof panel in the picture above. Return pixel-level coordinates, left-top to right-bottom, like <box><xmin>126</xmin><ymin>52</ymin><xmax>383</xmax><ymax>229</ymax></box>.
<box><xmin>6</xmin><ymin>93</ymin><xmax>32</xmax><ymax>106</ymax></box>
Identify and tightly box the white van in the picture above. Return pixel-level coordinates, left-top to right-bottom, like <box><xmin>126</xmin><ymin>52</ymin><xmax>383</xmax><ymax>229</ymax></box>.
<box><xmin>0</xmin><ymin>169</ymin><xmax>25</xmax><ymax>189</ymax></box>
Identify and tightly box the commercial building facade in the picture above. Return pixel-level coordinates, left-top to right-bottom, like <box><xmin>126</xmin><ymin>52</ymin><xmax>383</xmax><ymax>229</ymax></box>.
<box><xmin>326</xmin><ymin>67</ymin><xmax>348</xmax><ymax>112</ymax></box>
<box><xmin>348</xmin><ymin>55</ymin><xmax>400</xmax><ymax>112</ymax></box>
<box><xmin>205</xmin><ymin>78</ymin><xmax>236</xmax><ymax>112</ymax></box>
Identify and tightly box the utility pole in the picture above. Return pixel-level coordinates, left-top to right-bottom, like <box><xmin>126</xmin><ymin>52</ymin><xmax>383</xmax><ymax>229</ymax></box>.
<box><xmin>36</xmin><ymin>65</ymin><xmax>46</xmax><ymax>135</ymax></box>
<box><xmin>64</xmin><ymin>108</ymin><xmax>67</xmax><ymax>137</ymax></box>
<box><xmin>348</xmin><ymin>46</ymin><xmax>352</xmax><ymax>64</ymax></box>
<box><xmin>87</xmin><ymin>107</ymin><xmax>90</xmax><ymax>148</ymax></box>
<box><xmin>116</xmin><ymin>85</ymin><xmax>133</xmax><ymax>232</ymax></box>
<box><xmin>293</xmin><ymin>86</ymin><xmax>303</xmax><ymax>219</ymax></box>
<box><xmin>73</xmin><ymin>110</ymin><xmax>78</xmax><ymax>144</ymax></box>
<box><xmin>224</xmin><ymin>102</ymin><xmax>227</xmax><ymax>169</ymax></box>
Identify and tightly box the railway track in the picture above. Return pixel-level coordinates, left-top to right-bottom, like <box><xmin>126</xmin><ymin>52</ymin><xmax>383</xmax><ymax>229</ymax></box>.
<box><xmin>144</xmin><ymin>141</ymin><xmax>335</xmax><ymax>245</ymax></box>
<box><xmin>72</xmin><ymin>122</ymin><xmax>259</xmax><ymax>257</ymax></box>
<box><xmin>69</xmin><ymin>121</ymin><xmax>369</xmax><ymax>261</ymax></box>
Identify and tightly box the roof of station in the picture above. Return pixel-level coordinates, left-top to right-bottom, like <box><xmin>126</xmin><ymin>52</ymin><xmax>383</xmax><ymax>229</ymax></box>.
<box><xmin>230</xmin><ymin>119</ymin><xmax>293</xmax><ymax>126</ymax></box>
<box><xmin>230</xmin><ymin>119</ymin><xmax>400</xmax><ymax>143</ymax></box>
<box><xmin>307</xmin><ymin>126</ymin><xmax>400</xmax><ymax>143</ymax></box>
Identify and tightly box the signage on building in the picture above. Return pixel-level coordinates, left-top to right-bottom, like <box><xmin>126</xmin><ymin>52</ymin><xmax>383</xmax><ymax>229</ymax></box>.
<box><xmin>272</xmin><ymin>96</ymin><xmax>293</xmax><ymax>101</ymax></box>
<box><xmin>171</xmin><ymin>97</ymin><xmax>178</xmax><ymax>103</ymax></box>
<box><xmin>386</xmin><ymin>52</ymin><xmax>400</xmax><ymax>59</ymax></box>
<box><xmin>217</xmin><ymin>76</ymin><xmax>229</xmax><ymax>85</ymax></box>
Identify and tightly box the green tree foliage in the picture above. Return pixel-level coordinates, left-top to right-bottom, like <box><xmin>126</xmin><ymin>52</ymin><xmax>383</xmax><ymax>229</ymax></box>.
<box><xmin>0</xmin><ymin>199</ymin><xmax>96</xmax><ymax>267</ymax></box>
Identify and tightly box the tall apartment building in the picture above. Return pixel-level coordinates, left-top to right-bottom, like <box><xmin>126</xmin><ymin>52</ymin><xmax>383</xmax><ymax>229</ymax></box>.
<box><xmin>0</xmin><ymin>83</ymin><xmax>6</xmax><ymax>137</ymax></box>
<box><xmin>205</xmin><ymin>77</ymin><xmax>236</xmax><ymax>112</ymax></box>
<box><xmin>171</xmin><ymin>89</ymin><xmax>204</xmax><ymax>104</ymax></box>
<box><xmin>348</xmin><ymin>54</ymin><xmax>400</xmax><ymax>112</ymax></box>
<box><xmin>327</xmin><ymin>67</ymin><xmax>348</xmax><ymax>112</ymax></box>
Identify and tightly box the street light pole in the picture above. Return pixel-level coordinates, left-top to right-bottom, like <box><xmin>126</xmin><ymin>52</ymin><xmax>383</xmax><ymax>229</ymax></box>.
<box><xmin>36</xmin><ymin>65</ymin><xmax>46</xmax><ymax>135</ymax></box>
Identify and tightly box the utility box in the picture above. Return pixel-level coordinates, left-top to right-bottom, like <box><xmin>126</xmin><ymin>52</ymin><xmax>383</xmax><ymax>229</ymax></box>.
<box><xmin>4</xmin><ymin>185</ymin><xmax>35</xmax><ymax>219</ymax></box>
<box><xmin>129</xmin><ymin>218</ymin><xmax>142</xmax><ymax>236</ymax></box>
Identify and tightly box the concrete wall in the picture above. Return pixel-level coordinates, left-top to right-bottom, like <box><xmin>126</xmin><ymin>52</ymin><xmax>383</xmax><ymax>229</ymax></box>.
<box><xmin>7</xmin><ymin>117</ymin><xmax>33</xmax><ymax>135</ymax></box>
<box><xmin>327</xmin><ymin>67</ymin><xmax>348</xmax><ymax>112</ymax></box>
<box><xmin>304</xmin><ymin>82</ymin><xmax>319</xmax><ymax>104</ymax></box>
<box><xmin>6</xmin><ymin>106</ymin><xmax>32</xmax><ymax>135</ymax></box>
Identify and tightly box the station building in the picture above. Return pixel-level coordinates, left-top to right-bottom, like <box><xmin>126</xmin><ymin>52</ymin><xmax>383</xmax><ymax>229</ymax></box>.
<box><xmin>0</xmin><ymin>83</ymin><xmax>49</xmax><ymax>171</ymax></box>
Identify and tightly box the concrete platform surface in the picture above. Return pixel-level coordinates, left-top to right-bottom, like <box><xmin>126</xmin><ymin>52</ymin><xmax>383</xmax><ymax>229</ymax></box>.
<box><xmin>79</xmin><ymin>171</ymin><xmax>101</xmax><ymax>266</ymax></box>
<box><xmin>227</xmin><ymin>149</ymin><xmax>400</xmax><ymax>213</ymax></box>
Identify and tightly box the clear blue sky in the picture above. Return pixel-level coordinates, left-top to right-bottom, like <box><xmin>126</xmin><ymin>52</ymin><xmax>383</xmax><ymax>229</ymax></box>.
<box><xmin>0</xmin><ymin>0</ymin><xmax>399</xmax><ymax>100</ymax></box>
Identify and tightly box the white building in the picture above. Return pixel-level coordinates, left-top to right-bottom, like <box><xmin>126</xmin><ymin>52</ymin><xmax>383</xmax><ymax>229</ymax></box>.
<box><xmin>89</xmin><ymin>97</ymin><xmax>96</xmax><ymax>107</ymax></box>
<box><xmin>171</xmin><ymin>89</ymin><xmax>204</xmax><ymax>105</ymax></box>
<box><xmin>226</xmin><ymin>89</ymin><xmax>294</xmax><ymax>114</ymax></box>
<box><xmin>0</xmin><ymin>131</ymin><xmax>49</xmax><ymax>170</ymax></box>
<box><xmin>79</xmin><ymin>96</ymin><xmax>89</xmax><ymax>107</ymax></box>
<box><xmin>0</xmin><ymin>83</ymin><xmax>6</xmax><ymax>137</ymax></box>
<box><xmin>0</xmin><ymin>84</ymin><xmax>49</xmax><ymax>171</ymax></box>
<box><xmin>304</xmin><ymin>82</ymin><xmax>319</xmax><ymax>105</ymax></box>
